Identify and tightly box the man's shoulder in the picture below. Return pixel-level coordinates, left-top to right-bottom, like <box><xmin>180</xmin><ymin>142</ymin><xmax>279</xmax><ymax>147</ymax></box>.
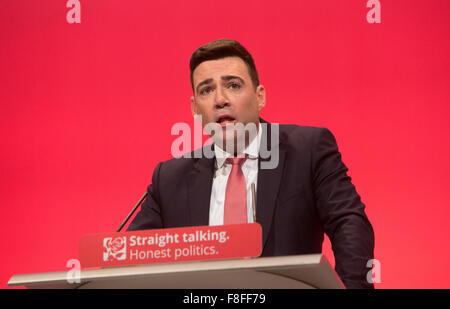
<box><xmin>261</xmin><ymin>118</ymin><xmax>332</xmax><ymax>138</ymax></box>
<box><xmin>154</xmin><ymin>146</ymin><xmax>214</xmax><ymax>176</ymax></box>
<box><xmin>277</xmin><ymin>123</ymin><xmax>335</xmax><ymax>146</ymax></box>
<box><xmin>156</xmin><ymin>153</ymin><xmax>200</xmax><ymax>172</ymax></box>
<box><xmin>279</xmin><ymin>123</ymin><xmax>327</xmax><ymax>135</ymax></box>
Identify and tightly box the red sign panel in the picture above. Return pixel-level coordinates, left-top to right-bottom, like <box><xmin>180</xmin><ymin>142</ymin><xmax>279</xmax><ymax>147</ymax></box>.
<box><xmin>79</xmin><ymin>223</ymin><xmax>262</xmax><ymax>268</ymax></box>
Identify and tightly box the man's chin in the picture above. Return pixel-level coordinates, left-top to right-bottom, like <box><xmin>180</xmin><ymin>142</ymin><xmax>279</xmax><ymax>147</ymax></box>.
<box><xmin>204</xmin><ymin>121</ymin><xmax>256</xmax><ymax>154</ymax></box>
<box><xmin>215</xmin><ymin>135</ymin><xmax>247</xmax><ymax>155</ymax></box>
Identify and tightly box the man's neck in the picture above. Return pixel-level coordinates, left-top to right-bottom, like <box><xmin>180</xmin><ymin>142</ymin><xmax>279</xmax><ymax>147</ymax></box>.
<box><xmin>214</xmin><ymin>122</ymin><xmax>262</xmax><ymax>161</ymax></box>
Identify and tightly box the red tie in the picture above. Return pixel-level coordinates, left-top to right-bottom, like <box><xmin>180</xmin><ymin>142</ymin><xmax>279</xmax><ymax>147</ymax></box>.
<box><xmin>224</xmin><ymin>157</ymin><xmax>247</xmax><ymax>225</ymax></box>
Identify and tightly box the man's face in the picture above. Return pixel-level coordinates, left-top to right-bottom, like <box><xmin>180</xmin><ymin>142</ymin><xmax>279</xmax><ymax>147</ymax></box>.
<box><xmin>190</xmin><ymin>56</ymin><xmax>266</xmax><ymax>152</ymax></box>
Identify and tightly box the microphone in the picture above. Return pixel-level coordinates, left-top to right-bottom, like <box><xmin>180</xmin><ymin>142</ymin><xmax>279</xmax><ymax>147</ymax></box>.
<box><xmin>116</xmin><ymin>191</ymin><xmax>148</xmax><ymax>232</ymax></box>
<box><xmin>251</xmin><ymin>183</ymin><xmax>256</xmax><ymax>223</ymax></box>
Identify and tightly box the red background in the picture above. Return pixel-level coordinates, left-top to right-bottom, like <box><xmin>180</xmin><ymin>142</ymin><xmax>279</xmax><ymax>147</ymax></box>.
<box><xmin>1</xmin><ymin>0</ymin><xmax>449</xmax><ymax>288</ymax></box>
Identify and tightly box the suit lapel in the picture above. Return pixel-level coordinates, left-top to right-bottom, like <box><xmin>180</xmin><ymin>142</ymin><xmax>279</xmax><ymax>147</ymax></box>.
<box><xmin>256</xmin><ymin>120</ymin><xmax>286</xmax><ymax>250</ymax></box>
<box><xmin>187</xmin><ymin>148</ymin><xmax>215</xmax><ymax>227</ymax></box>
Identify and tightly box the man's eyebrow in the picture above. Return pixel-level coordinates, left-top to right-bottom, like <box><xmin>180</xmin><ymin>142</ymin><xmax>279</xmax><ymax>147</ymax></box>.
<box><xmin>221</xmin><ymin>75</ymin><xmax>245</xmax><ymax>84</ymax></box>
<box><xmin>196</xmin><ymin>78</ymin><xmax>213</xmax><ymax>94</ymax></box>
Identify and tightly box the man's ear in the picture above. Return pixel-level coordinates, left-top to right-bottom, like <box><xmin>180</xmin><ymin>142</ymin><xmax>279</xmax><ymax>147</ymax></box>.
<box><xmin>190</xmin><ymin>96</ymin><xmax>197</xmax><ymax>117</ymax></box>
<box><xmin>256</xmin><ymin>85</ymin><xmax>266</xmax><ymax>112</ymax></box>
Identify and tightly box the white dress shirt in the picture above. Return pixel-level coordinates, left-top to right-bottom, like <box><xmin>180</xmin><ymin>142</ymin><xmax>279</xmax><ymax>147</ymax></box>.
<box><xmin>209</xmin><ymin>123</ymin><xmax>262</xmax><ymax>226</ymax></box>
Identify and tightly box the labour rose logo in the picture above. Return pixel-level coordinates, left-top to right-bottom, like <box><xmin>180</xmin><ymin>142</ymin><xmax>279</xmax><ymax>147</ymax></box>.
<box><xmin>103</xmin><ymin>236</ymin><xmax>127</xmax><ymax>261</ymax></box>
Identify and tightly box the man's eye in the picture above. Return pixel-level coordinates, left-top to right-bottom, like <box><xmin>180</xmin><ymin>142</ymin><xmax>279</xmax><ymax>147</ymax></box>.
<box><xmin>228</xmin><ymin>82</ymin><xmax>241</xmax><ymax>90</ymax></box>
<box><xmin>200</xmin><ymin>87</ymin><xmax>212</xmax><ymax>95</ymax></box>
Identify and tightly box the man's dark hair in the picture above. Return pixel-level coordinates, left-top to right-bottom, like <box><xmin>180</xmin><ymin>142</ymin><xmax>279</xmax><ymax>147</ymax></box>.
<box><xmin>189</xmin><ymin>39</ymin><xmax>260</xmax><ymax>92</ymax></box>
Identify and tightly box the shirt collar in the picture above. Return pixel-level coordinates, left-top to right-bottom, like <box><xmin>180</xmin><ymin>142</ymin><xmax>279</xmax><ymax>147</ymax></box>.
<box><xmin>214</xmin><ymin>122</ymin><xmax>262</xmax><ymax>169</ymax></box>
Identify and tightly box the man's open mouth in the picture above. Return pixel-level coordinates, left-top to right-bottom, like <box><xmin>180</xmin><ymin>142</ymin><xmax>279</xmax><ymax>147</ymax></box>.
<box><xmin>216</xmin><ymin>115</ymin><xmax>236</xmax><ymax>125</ymax></box>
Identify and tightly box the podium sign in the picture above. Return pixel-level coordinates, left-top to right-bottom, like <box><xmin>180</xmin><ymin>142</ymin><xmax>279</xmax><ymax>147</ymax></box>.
<box><xmin>79</xmin><ymin>223</ymin><xmax>262</xmax><ymax>268</ymax></box>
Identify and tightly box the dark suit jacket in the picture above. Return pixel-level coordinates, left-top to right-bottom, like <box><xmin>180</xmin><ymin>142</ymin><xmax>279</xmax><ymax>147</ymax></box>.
<box><xmin>128</xmin><ymin>119</ymin><xmax>375</xmax><ymax>289</ymax></box>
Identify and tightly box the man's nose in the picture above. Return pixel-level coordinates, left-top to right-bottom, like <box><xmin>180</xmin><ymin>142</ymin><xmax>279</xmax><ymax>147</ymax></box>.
<box><xmin>214</xmin><ymin>86</ymin><xmax>229</xmax><ymax>108</ymax></box>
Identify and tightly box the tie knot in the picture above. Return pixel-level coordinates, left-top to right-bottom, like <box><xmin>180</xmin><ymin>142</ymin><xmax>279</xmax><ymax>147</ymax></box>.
<box><xmin>226</xmin><ymin>156</ymin><xmax>247</xmax><ymax>166</ymax></box>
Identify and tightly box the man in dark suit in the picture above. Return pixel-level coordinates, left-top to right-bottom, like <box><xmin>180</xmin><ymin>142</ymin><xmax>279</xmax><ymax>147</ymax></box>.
<box><xmin>128</xmin><ymin>39</ymin><xmax>375</xmax><ymax>289</ymax></box>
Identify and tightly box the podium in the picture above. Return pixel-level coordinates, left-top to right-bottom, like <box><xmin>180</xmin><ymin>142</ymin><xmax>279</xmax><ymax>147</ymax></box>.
<box><xmin>8</xmin><ymin>254</ymin><xmax>344</xmax><ymax>289</ymax></box>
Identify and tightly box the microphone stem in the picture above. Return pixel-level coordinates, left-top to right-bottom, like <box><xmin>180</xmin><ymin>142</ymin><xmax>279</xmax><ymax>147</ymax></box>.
<box><xmin>116</xmin><ymin>191</ymin><xmax>148</xmax><ymax>232</ymax></box>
